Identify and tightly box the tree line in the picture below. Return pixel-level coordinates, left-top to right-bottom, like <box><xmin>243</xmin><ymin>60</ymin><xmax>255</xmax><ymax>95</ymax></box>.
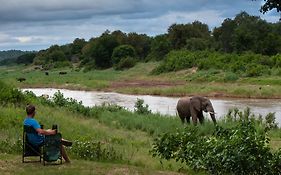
<box><xmin>8</xmin><ymin>12</ymin><xmax>281</xmax><ymax>71</ymax></box>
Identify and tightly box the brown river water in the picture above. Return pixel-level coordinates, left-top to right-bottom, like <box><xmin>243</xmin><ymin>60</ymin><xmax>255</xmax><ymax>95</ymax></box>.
<box><xmin>22</xmin><ymin>88</ymin><xmax>281</xmax><ymax>125</ymax></box>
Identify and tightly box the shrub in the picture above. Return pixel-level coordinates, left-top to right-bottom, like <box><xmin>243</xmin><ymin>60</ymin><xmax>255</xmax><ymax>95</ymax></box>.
<box><xmin>245</xmin><ymin>64</ymin><xmax>266</xmax><ymax>77</ymax></box>
<box><xmin>151</xmin><ymin>50</ymin><xmax>197</xmax><ymax>74</ymax></box>
<box><xmin>54</xmin><ymin>61</ymin><xmax>72</xmax><ymax>68</ymax></box>
<box><xmin>224</xmin><ymin>72</ymin><xmax>239</xmax><ymax>82</ymax></box>
<box><xmin>152</xmin><ymin>111</ymin><xmax>281</xmax><ymax>175</ymax></box>
<box><xmin>112</xmin><ymin>45</ymin><xmax>136</xmax><ymax>65</ymax></box>
<box><xmin>151</xmin><ymin>50</ymin><xmax>278</xmax><ymax>77</ymax></box>
<box><xmin>0</xmin><ymin>81</ymin><xmax>26</xmax><ymax>106</ymax></box>
<box><xmin>134</xmin><ymin>98</ymin><xmax>152</xmax><ymax>115</ymax></box>
<box><xmin>114</xmin><ymin>57</ymin><xmax>136</xmax><ymax>70</ymax></box>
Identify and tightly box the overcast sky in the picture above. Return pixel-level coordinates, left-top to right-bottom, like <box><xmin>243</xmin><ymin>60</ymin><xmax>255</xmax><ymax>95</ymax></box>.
<box><xmin>0</xmin><ymin>0</ymin><xmax>280</xmax><ymax>51</ymax></box>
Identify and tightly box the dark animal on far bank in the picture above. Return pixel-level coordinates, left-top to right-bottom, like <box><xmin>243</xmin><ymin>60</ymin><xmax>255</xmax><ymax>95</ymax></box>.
<box><xmin>16</xmin><ymin>77</ymin><xmax>26</xmax><ymax>82</ymax></box>
<box><xmin>59</xmin><ymin>71</ymin><xmax>67</xmax><ymax>75</ymax></box>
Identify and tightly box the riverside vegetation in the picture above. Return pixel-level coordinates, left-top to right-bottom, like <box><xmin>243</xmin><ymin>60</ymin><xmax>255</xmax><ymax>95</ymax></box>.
<box><xmin>1</xmin><ymin>81</ymin><xmax>281</xmax><ymax>174</ymax></box>
<box><xmin>1</xmin><ymin>12</ymin><xmax>281</xmax><ymax>98</ymax></box>
<box><xmin>0</xmin><ymin>61</ymin><xmax>281</xmax><ymax>98</ymax></box>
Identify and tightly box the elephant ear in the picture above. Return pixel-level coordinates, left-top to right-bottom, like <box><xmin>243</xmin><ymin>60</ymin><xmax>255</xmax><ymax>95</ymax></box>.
<box><xmin>190</xmin><ymin>97</ymin><xmax>201</xmax><ymax>112</ymax></box>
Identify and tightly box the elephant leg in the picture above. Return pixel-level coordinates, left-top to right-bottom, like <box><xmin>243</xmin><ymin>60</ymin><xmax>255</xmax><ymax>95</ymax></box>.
<box><xmin>178</xmin><ymin>112</ymin><xmax>185</xmax><ymax>124</ymax></box>
<box><xmin>180</xmin><ymin>117</ymin><xmax>185</xmax><ymax>124</ymax></box>
<box><xmin>191</xmin><ymin>115</ymin><xmax>198</xmax><ymax>125</ymax></box>
<box><xmin>186</xmin><ymin>116</ymin><xmax>191</xmax><ymax>124</ymax></box>
<box><xmin>198</xmin><ymin>112</ymin><xmax>204</xmax><ymax>124</ymax></box>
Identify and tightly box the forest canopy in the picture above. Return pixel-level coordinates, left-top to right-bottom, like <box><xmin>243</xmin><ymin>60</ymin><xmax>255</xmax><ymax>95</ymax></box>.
<box><xmin>3</xmin><ymin>12</ymin><xmax>281</xmax><ymax>74</ymax></box>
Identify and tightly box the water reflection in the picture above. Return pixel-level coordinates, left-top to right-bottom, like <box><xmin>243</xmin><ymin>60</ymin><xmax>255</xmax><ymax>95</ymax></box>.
<box><xmin>22</xmin><ymin>88</ymin><xmax>281</xmax><ymax>124</ymax></box>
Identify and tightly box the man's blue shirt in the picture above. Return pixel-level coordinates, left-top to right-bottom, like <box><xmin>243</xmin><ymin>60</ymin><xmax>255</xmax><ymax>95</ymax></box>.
<box><xmin>23</xmin><ymin>117</ymin><xmax>44</xmax><ymax>146</ymax></box>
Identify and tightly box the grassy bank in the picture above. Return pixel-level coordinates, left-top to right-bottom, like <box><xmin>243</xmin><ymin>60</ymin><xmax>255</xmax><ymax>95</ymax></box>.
<box><xmin>1</xmin><ymin>83</ymin><xmax>281</xmax><ymax>174</ymax></box>
<box><xmin>0</xmin><ymin>103</ymin><xmax>186</xmax><ymax>174</ymax></box>
<box><xmin>0</xmin><ymin>63</ymin><xmax>281</xmax><ymax>98</ymax></box>
<box><xmin>0</xmin><ymin>62</ymin><xmax>281</xmax><ymax>99</ymax></box>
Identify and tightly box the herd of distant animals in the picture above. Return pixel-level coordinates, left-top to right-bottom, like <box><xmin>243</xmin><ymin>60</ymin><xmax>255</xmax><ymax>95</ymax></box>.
<box><xmin>16</xmin><ymin>71</ymin><xmax>67</xmax><ymax>83</ymax></box>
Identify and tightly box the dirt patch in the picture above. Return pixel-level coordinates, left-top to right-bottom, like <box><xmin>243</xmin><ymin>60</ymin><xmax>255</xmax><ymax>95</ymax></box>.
<box><xmin>109</xmin><ymin>80</ymin><xmax>185</xmax><ymax>89</ymax></box>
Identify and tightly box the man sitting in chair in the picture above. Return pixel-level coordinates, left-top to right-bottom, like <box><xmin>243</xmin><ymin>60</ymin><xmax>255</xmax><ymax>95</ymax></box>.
<box><xmin>23</xmin><ymin>104</ymin><xmax>72</xmax><ymax>163</ymax></box>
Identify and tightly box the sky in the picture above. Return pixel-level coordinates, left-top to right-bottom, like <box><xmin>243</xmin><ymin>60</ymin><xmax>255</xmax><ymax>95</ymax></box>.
<box><xmin>0</xmin><ymin>0</ymin><xmax>280</xmax><ymax>51</ymax></box>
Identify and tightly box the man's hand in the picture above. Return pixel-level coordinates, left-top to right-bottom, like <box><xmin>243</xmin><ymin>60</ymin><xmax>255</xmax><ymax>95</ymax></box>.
<box><xmin>36</xmin><ymin>128</ymin><xmax>56</xmax><ymax>135</ymax></box>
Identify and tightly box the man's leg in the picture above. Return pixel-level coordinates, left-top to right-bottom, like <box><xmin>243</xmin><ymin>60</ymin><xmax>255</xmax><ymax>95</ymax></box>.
<box><xmin>61</xmin><ymin>138</ymin><xmax>72</xmax><ymax>147</ymax></box>
<box><xmin>61</xmin><ymin>145</ymin><xmax>70</xmax><ymax>163</ymax></box>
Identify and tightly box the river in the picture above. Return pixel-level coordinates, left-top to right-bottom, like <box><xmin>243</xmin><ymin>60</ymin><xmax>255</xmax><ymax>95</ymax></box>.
<box><xmin>22</xmin><ymin>88</ymin><xmax>281</xmax><ymax>124</ymax></box>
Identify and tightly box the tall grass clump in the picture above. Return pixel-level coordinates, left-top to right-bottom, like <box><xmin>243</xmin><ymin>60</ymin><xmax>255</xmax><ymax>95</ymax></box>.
<box><xmin>70</xmin><ymin>140</ymin><xmax>123</xmax><ymax>162</ymax></box>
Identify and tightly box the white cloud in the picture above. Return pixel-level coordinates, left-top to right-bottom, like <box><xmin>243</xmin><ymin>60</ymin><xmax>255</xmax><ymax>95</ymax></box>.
<box><xmin>15</xmin><ymin>36</ymin><xmax>32</xmax><ymax>43</ymax></box>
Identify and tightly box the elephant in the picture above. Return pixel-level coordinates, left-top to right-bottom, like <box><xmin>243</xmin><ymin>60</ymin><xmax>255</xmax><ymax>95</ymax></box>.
<box><xmin>176</xmin><ymin>96</ymin><xmax>216</xmax><ymax>125</ymax></box>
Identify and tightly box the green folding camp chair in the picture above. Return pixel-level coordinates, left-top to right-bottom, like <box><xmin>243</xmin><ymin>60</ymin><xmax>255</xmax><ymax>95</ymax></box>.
<box><xmin>43</xmin><ymin>133</ymin><xmax>63</xmax><ymax>165</ymax></box>
<box><xmin>22</xmin><ymin>125</ymin><xmax>43</xmax><ymax>163</ymax></box>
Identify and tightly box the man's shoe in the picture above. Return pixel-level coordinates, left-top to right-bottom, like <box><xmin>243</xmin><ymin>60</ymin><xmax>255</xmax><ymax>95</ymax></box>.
<box><xmin>62</xmin><ymin>139</ymin><xmax>72</xmax><ymax>147</ymax></box>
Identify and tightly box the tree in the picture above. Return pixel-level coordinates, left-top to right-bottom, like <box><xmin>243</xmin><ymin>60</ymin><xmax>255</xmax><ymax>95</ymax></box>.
<box><xmin>89</xmin><ymin>34</ymin><xmax>119</xmax><ymax>68</ymax></box>
<box><xmin>259</xmin><ymin>0</ymin><xmax>281</xmax><ymax>13</ymax></box>
<box><xmin>16</xmin><ymin>53</ymin><xmax>36</xmax><ymax>65</ymax></box>
<box><xmin>71</xmin><ymin>38</ymin><xmax>86</xmax><ymax>55</ymax></box>
<box><xmin>168</xmin><ymin>21</ymin><xmax>210</xmax><ymax>49</ymax></box>
<box><xmin>126</xmin><ymin>33</ymin><xmax>151</xmax><ymax>60</ymax></box>
<box><xmin>149</xmin><ymin>34</ymin><xmax>171</xmax><ymax>61</ymax></box>
<box><xmin>112</xmin><ymin>45</ymin><xmax>136</xmax><ymax>65</ymax></box>
<box><xmin>49</xmin><ymin>50</ymin><xmax>67</xmax><ymax>62</ymax></box>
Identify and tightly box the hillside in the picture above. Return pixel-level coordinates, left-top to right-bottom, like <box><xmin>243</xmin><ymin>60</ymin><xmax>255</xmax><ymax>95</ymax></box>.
<box><xmin>0</xmin><ymin>50</ymin><xmax>31</xmax><ymax>61</ymax></box>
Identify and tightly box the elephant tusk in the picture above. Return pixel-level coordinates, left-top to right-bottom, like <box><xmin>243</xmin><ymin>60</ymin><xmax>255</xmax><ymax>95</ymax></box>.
<box><xmin>209</xmin><ymin>112</ymin><xmax>216</xmax><ymax>115</ymax></box>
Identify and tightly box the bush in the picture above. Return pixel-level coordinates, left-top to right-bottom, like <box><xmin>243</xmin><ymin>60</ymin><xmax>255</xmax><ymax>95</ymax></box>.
<box><xmin>114</xmin><ymin>57</ymin><xmax>136</xmax><ymax>70</ymax></box>
<box><xmin>151</xmin><ymin>50</ymin><xmax>197</xmax><ymax>74</ymax></box>
<box><xmin>134</xmin><ymin>98</ymin><xmax>152</xmax><ymax>115</ymax></box>
<box><xmin>152</xmin><ymin>111</ymin><xmax>281</xmax><ymax>175</ymax></box>
<box><xmin>245</xmin><ymin>64</ymin><xmax>267</xmax><ymax>77</ymax></box>
<box><xmin>151</xmin><ymin>50</ymin><xmax>278</xmax><ymax>77</ymax></box>
<box><xmin>54</xmin><ymin>61</ymin><xmax>72</xmax><ymax>68</ymax></box>
<box><xmin>0</xmin><ymin>81</ymin><xmax>26</xmax><ymax>106</ymax></box>
<box><xmin>112</xmin><ymin>45</ymin><xmax>136</xmax><ymax>65</ymax></box>
<box><xmin>224</xmin><ymin>72</ymin><xmax>239</xmax><ymax>82</ymax></box>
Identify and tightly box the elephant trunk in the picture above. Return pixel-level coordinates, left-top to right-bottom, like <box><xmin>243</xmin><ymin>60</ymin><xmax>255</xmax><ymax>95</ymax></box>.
<box><xmin>209</xmin><ymin>112</ymin><xmax>216</xmax><ymax>125</ymax></box>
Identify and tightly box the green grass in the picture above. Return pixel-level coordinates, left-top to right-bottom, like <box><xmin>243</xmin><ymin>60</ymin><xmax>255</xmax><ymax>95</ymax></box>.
<box><xmin>0</xmin><ymin>104</ymin><xmax>189</xmax><ymax>174</ymax></box>
<box><xmin>0</xmin><ymin>102</ymin><xmax>280</xmax><ymax>174</ymax></box>
<box><xmin>0</xmin><ymin>63</ymin><xmax>281</xmax><ymax>98</ymax></box>
<box><xmin>0</xmin><ymin>154</ymin><xmax>184</xmax><ymax>175</ymax></box>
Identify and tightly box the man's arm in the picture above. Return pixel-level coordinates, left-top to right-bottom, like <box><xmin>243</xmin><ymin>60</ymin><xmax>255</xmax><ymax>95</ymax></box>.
<box><xmin>36</xmin><ymin>128</ymin><xmax>56</xmax><ymax>135</ymax></box>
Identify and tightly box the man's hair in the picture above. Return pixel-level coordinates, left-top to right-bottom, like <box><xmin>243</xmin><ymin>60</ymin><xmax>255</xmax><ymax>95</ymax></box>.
<box><xmin>26</xmin><ymin>105</ymin><xmax>35</xmax><ymax>115</ymax></box>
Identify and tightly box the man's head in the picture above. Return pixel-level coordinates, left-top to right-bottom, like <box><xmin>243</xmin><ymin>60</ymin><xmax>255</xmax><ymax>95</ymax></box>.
<box><xmin>26</xmin><ymin>105</ymin><xmax>36</xmax><ymax>117</ymax></box>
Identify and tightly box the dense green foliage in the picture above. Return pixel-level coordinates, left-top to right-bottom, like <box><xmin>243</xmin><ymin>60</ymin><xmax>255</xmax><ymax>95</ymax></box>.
<box><xmin>213</xmin><ymin>12</ymin><xmax>281</xmax><ymax>55</ymax></box>
<box><xmin>4</xmin><ymin>12</ymin><xmax>280</xmax><ymax>73</ymax></box>
<box><xmin>152</xmin><ymin>50</ymin><xmax>281</xmax><ymax>77</ymax></box>
<box><xmin>111</xmin><ymin>45</ymin><xmax>137</xmax><ymax>70</ymax></box>
<box><xmin>152</xmin><ymin>109</ymin><xmax>281</xmax><ymax>175</ymax></box>
<box><xmin>0</xmin><ymin>80</ymin><xmax>26</xmax><ymax>105</ymax></box>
